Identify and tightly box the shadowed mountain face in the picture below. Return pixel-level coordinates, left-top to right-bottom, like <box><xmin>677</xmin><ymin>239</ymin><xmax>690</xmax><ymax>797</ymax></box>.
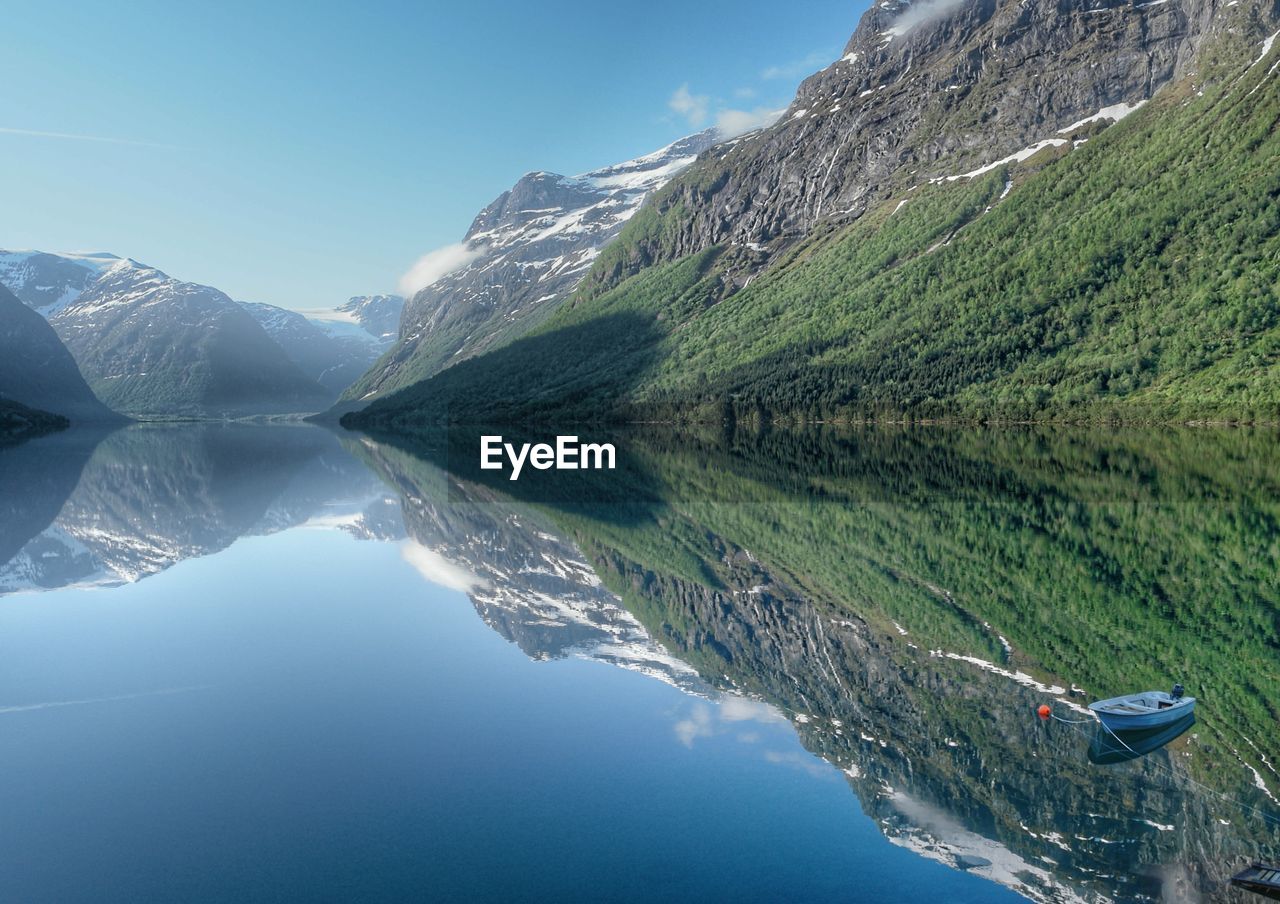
<box><xmin>356</xmin><ymin>426</ymin><xmax>1280</xmax><ymax>903</ymax></box>
<box><xmin>350</xmin><ymin>0</ymin><xmax>1280</xmax><ymax>429</ymax></box>
<box><xmin>0</xmin><ymin>283</ymin><xmax>119</xmax><ymax>424</ymax></box>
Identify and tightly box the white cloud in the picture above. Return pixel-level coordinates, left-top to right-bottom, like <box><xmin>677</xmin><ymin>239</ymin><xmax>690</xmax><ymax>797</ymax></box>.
<box><xmin>668</xmin><ymin>84</ymin><xmax>710</xmax><ymax>127</ymax></box>
<box><xmin>887</xmin><ymin>0</ymin><xmax>965</xmax><ymax>36</ymax></box>
<box><xmin>0</xmin><ymin>126</ymin><xmax>175</xmax><ymax>149</ymax></box>
<box><xmin>761</xmin><ymin>50</ymin><xmax>835</xmax><ymax>82</ymax></box>
<box><xmin>719</xmin><ymin>697</ymin><xmax>786</xmax><ymax>724</ymax></box>
<box><xmin>673</xmin><ymin>695</ymin><xmax>786</xmax><ymax>747</ymax></box>
<box><xmin>400</xmin><ymin>540</ymin><xmax>489</xmax><ymax>593</ymax></box>
<box><xmin>397</xmin><ymin>241</ymin><xmax>485</xmax><ymax>296</ymax></box>
<box><xmin>763</xmin><ymin>750</ymin><xmax>835</xmax><ymax>779</ymax></box>
<box><xmin>715</xmin><ymin>107</ymin><xmax>785</xmax><ymax>139</ymax></box>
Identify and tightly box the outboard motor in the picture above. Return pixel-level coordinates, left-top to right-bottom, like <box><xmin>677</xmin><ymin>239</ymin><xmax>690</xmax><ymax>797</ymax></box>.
<box><xmin>1171</xmin><ymin>683</ymin><xmax>1185</xmax><ymax>700</ymax></box>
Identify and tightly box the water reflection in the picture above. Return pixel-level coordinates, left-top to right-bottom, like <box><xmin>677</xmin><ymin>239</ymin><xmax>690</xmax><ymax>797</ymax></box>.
<box><xmin>2</xmin><ymin>423</ymin><xmax>1278</xmax><ymax>903</ymax></box>
<box><xmin>1088</xmin><ymin>715</ymin><xmax>1198</xmax><ymax>766</ymax></box>
<box><xmin>357</xmin><ymin>425</ymin><xmax>1280</xmax><ymax>902</ymax></box>
<box><xmin>0</xmin><ymin>424</ymin><xmax>392</xmax><ymax>594</ymax></box>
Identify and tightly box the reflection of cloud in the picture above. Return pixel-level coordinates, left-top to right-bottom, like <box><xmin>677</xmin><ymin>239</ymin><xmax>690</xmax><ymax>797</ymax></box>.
<box><xmin>673</xmin><ymin>695</ymin><xmax>785</xmax><ymax>746</ymax></box>
<box><xmin>764</xmin><ymin>750</ymin><xmax>836</xmax><ymax>779</ymax></box>
<box><xmin>400</xmin><ymin>540</ymin><xmax>489</xmax><ymax>593</ymax></box>
<box><xmin>674</xmin><ymin>704</ymin><xmax>715</xmax><ymax>747</ymax></box>
<box><xmin>0</xmin><ymin>685</ymin><xmax>212</xmax><ymax>716</ymax></box>
<box><xmin>720</xmin><ymin>696</ymin><xmax>786</xmax><ymax>724</ymax></box>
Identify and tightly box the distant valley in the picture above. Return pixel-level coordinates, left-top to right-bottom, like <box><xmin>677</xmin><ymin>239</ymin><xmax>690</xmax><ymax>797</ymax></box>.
<box><xmin>0</xmin><ymin>250</ymin><xmax>401</xmax><ymax>422</ymax></box>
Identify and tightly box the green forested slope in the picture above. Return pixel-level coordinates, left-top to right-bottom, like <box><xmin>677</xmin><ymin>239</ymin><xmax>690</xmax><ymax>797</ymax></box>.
<box><xmin>349</xmin><ymin>54</ymin><xmax>1280</xmax><ymax>428</ymax></box>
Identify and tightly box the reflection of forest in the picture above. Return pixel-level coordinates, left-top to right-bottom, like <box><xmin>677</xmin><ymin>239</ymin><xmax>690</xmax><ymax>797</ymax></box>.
<box><xmin>363</xmin><ymin>425</ymin><xmax>1280</xmax><ymax>903</ymax></box>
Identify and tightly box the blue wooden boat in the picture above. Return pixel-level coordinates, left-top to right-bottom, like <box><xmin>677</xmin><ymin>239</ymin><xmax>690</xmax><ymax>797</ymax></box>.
<box><xmin>1088</xmin><ymin>712</ymin><xmax>1196</xmax><ymax>764</ymax></box>
<box><xmin>1089</xmin><ymin>685</ymin><xmax>1195</xmax><ymax>731</ymax></box>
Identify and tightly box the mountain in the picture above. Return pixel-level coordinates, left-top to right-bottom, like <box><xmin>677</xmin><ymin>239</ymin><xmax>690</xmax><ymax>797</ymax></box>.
<box><xmin>0</xmin><ymin>282</ymin><xmax>120</xmax><ymax>424</ymax></box>
<box><xmin>339</xmin><ymin>130</ymin><xmax>720</xmax><ymax>405</ymax></box>
<box><xmin>331</xmin><ymin>294</ymin><xmax>404</xmax><ymax>344</ymax></box>
<box><xmin>345</xmin><ymin>0</ymin><xmax>1280</xmax><ymax>428</ymax></box>
<box><xmin>0</xmin><ymin>251</ymin><xmax>331</xmax><ymax>418</ymax></box>
<box><xmin>240</xmin><ymin>301</ymin><xmax>385</xmax><ymax>400</ymax></box>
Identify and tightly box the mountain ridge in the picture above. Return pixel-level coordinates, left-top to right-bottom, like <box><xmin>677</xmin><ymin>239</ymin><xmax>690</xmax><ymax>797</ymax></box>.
<box><xmin>337</xmin><ymin>129</ymin><xmax>721</xmax><ymax>406</ymax></box>
<box><xmin>345</xmin><ymin>0</ymin><xmax>1280</xmax><ymax>428</ymax></box>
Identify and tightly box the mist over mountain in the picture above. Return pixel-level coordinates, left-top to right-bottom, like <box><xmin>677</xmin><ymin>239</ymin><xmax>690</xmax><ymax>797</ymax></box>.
<box><xmin>239</xmin><ymin>301</ymin><xmax>387</xmax><ymax>401</ymax></box>
<box><xmin>0</xmin><ymin>251</ymin><xmax>333</xmax><ymax>418</ymax></box>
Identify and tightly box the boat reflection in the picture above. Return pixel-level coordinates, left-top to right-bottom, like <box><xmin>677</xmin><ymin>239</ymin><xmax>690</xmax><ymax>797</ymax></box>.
<box><xmin>1088</xmin><ymin>712</ymin><xmax>1197</xmax><ymax>765</ymax></box>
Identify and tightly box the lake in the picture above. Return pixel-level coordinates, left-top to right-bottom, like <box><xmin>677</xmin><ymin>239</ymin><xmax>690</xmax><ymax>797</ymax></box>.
<box><xmin>1</xmin><ymin>423</ymin><xmax>1277</xmax><ymax>902</ymax></box>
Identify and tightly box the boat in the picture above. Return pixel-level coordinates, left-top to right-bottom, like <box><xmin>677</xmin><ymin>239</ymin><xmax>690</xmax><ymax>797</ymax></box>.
<box><xmin>1088</xmin><ymin>685</ymin><xmax>1195</xmax><ymax>731</ymax></box>
<box><xmin>1231</xmin><ymin>863</ymin><xmax>1280</xmax><ymax>900</ymax></box>
<box><xmin>1087</xmin><ymin>712</ymin><xmax>1195</xmax><ymax>764</ymax></box>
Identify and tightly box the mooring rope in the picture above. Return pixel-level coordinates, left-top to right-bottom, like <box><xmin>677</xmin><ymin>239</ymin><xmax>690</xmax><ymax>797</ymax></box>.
<box><xmin>1045</xmin><ymin>708</ymin><xmax>1280</xmax><ymax>830</ymax></box>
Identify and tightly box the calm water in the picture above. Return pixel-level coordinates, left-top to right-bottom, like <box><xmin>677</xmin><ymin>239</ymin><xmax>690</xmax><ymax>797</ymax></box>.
<box><xmin>1</xmin><ymin>424</ymin><xmax>1277</xmax><ymax>902</ymax></box>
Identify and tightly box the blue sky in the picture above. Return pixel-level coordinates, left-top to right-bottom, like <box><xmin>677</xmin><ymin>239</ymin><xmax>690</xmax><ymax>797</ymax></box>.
<box><xmin>1</xmin><ymin>1</ymin><xmax>868</xmax><ymax>310</ymax></box>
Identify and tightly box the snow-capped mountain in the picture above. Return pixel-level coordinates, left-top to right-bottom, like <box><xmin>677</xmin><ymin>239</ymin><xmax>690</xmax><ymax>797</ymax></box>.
<box><xmin>340</xmin><ymin>130</ymin><xmax>720</xmax><ymax>403</ymax></box>
<box><xmin>240</xmin><ymin>301</ymin><xmax>386</xmax><ymax>401</ymax></box>
<box><xmin>0</xmin><ymin>250</ymin><xmax>330</xmax><ymax>418</ymax></box>
<box><xmin>331</xmin><ymin>294</ymin><xmax>404</xmax><ymax>344</ymax></box>
<box><xmin>0</xmin><ymin>282</ymin><xmax>119</xmax><ymax>423</ymax></box>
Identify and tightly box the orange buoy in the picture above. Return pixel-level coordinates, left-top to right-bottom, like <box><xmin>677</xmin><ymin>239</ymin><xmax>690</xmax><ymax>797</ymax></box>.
<box><xmin>1038</xmin><ymin>704</ymin><xmax>1052</xmax><ymax>720</ymax></box>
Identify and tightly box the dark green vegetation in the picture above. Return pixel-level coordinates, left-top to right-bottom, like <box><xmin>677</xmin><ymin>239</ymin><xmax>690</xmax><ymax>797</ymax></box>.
<box><xmin>579</xmin><ymin>429</ymin><xmax>1280</xmax><ymax>788</ymax></box>
<box><xmin>0</xmin><ymin>399</ymin><xmax>68</xmax><ymax>443</ymax></box>
<box><xmin>349</xmin><ymin>54</ymin><xmax>1280</xmax><ymax>429</ymax></box>
<box><xmin>359</xmin><ymin>424</ymin><xmax>1280</xmax><ymax>899</ymax></box>
<box><xmin>370</xmin><ymin>425</ymin><xmax>1280</xmax><ymax>795</ymax></box>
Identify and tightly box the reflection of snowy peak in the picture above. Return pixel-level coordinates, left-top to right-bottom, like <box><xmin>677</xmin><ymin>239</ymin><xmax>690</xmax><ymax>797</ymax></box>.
<box><xmin>398</xmin><ymin>486</ymin><xmax>706</xmax><ymax>695</ymax></box>
<box><xmin>0</xmin><ymin>426</ymin><xmax>390</xmax><ymax>596</ymax></box>
<box><xmin>342</xmin><ymin>130</ymin><xmax>720</xmax><ymax>402</ymax></box>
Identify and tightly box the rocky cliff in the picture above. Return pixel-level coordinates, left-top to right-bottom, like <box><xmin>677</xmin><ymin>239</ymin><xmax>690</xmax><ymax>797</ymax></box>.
<box><xmin>341</xmin><ymin>131</ymin><xmax>719</xmax><ymax>404</ymax></box>
<box><xmin>589</xmin><ymin>0</ymin><xmax>1275</xmax><ymax>291</ymax></box>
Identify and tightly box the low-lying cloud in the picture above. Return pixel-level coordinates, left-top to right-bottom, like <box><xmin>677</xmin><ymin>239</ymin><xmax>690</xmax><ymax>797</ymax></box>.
<box><xmin>398</xmin><ymin>241</ymin><xmax>484</xmax><ymax>296</ymax></box>
<box><xmin>400</xmin><ymin>540</ymin><xmax>489</xmax><ymax>593</ymax></box>
<box><xmin>887</xmin><ymin>0</ymin><xmax>966</xmax><ymax>36</ymax></box>
<box><xmin>715</xmin><ymin>106</ymin><xmax>785</xmax><ymax>138</ymax></box>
